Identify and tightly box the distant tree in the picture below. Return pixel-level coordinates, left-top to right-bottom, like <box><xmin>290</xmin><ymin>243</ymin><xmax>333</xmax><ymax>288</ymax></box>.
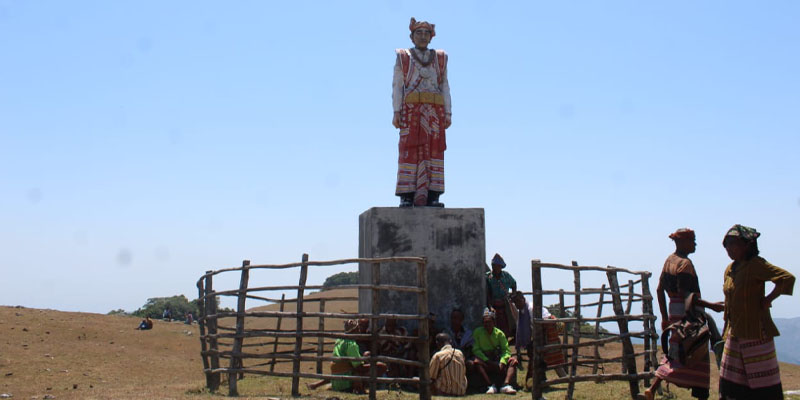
<box><xmin>132</xmin><ymin>295</ymin><xmax>198</xmax><ymax>319</ymax></box>
<box><xmin>107</xmin><ymin>308</ymin><xmax>128</xmax><ymax>316</ymax></box>
<box><xmin>323</xmin><ymin>271</ymin><xmax>358</xmax><ymax>289</ymax></box>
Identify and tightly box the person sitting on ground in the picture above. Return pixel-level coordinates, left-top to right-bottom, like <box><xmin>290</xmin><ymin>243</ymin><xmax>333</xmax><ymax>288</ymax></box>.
<box><xmin>325</xmin><ymin>319</ymin><xmax>388</xmax><ymax>394</ymax></box>
<box><xmin>430</xmin><ymin>332</ymin><xmax>468</xmax><ymax>396</ymax></box>
<box><xmin>486</xmin><ymin>253</ymin><xmax>517</xmax><ymax>339</ymax></box>
<box><xmin>471</xmin><ymin>308</ymin><xmax>518</xmax><ymax>394</ymax></box>
<box><xmin>136</xmin><ymin>316</ymin><xmax>153</xmax><ymax>330</ymax></box>
<box><xmin>378</xmin><ymin>317</ymin><xmax>409</xmax><ymax>377</ymax></box>
<box><xmin>184</xmin><ymin>312</ymin><xmax>194</xmax><ymax>325</ymax></box>
<box><xmin>444</xmin><ymin>308</ymin><xmax>474</xmax><ymax>358</ymax></box>
<box><xmin>511</xmin><ymin>291</ymin><xmax>567</xmax><ymax>387</ymax></box>
<box><xmin>162</xmin><ymin>308</ymin><xmax>172</xmax><ymax>322</ymax></box>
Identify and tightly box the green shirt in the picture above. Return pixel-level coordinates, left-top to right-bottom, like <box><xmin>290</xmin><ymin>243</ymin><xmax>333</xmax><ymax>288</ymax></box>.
<box><xmin>471</xmin><ymin>326</ymin><xmax>511</xmax><ymax>365</ymax></box>
<box><xmin>486</xmin><ymin>271</ymin><xmax>516</xmax><ymax>301</ymax></box>
<box><xmin>331</xmin><ymin>338</ymin><xmax>362</xmax><ymax>391</ymax></box>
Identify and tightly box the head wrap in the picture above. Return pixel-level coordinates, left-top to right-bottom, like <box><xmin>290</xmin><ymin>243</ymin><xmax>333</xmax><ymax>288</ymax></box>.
<box><xmin>409</xmin><ymin>17</ymin><xmax>436</xmax><ymax>37</ymax></box>
<box><xmin>723</xmin><ymin>224</ymin><xmax>760</xmax><ymax>243</ymax></box>
<box><xmin>491</xmin><ymin>253</ymin><xmax>506</xmax><ymax>268</ymax></box>
<box><xmin>343</xmin><ymin>319</ymin><xmax>358</xmax><ymax>333</ymax></box>
<box><xmin>482</xmin><ymin>307</ymin><xmax>496</xmax><ymax>320</ymax></box>
<box><xmin>668</xmin><ymin>228</ymin><xmax>695</xmax><ymax>241</ymax></box>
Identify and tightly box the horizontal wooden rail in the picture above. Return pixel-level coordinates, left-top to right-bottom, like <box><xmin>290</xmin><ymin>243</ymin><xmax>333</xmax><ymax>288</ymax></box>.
<box><xmin>205</xmin><ymin>368</ymin><xmax>423</xmax><ymax>385</ymax></box>
<box><xmin>542</xmin><ymin>371</ymin><xmax>655</xmax><ymax>387</ymax></box>
<box><xmin>206</xmin><ymin>351</ymin><xmax>425</xmax><ymax>368</ymax></box>
<box><xmin>202</xmin><ymin>330</ymin><xmax>426</xmax><ymax>342</ymax></box>
<box><xmin>207</xmin><ymin>310</ymin><xmax>426</xmax><ymax>321</ymax></box>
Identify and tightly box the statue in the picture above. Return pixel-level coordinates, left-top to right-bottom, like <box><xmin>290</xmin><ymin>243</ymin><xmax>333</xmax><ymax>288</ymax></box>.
<box><xmin>392</xmin><ymin>18</ymin><xmax>451</xmax><ymax>208</ymax></box>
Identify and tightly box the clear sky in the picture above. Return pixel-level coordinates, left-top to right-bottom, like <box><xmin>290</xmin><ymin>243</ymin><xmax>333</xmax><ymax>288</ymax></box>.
<box><xmin>1</xmin><ymin>1</ymin><xmax>798</xmax><ymax>318</ymax></box>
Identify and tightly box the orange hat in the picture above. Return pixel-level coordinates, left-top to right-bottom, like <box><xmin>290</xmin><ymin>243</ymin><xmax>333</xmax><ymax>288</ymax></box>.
<box><xmin>669</xmin><ymin>228</ymin><xmax>695</xmax><ymax>241</ymax></box>
<box><xmin>409</xmin><ymin>17</ymin><xmax>436</xmax><ymax>37</ymax></box>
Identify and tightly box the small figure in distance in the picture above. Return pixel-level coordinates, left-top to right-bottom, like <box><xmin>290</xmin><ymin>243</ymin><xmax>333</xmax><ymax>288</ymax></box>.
<box><xmin>162</xmin><ymin>307</ymin><xmax>172</xmax><ymax>322</ymax></box>
<box><xmin>136</xmin><ymin>316</ymin><xmax>153</xmax><ymax>330</ymax></box>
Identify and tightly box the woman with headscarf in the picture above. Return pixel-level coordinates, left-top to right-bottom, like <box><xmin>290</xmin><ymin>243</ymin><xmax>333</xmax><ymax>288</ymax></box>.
<box><xmin>646</xmin><ymin>228</ymin><xmax>724</xmax><ymax>400</ymax></box>
<box><xmin>718</xmin><ymin>224</ymin><xmax>794</xmax><ymax>399</ymax></box>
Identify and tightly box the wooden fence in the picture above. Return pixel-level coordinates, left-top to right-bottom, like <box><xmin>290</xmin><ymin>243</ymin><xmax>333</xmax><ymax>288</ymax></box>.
<box><xmin>195</xmin><ymin>254</ymin><xmax>432</xmax><ymax>400</ymax></box>
<box><xmin>528</xmin><ymin>260</ymin><xmax>658</xmax><ymax>400</ymax></box>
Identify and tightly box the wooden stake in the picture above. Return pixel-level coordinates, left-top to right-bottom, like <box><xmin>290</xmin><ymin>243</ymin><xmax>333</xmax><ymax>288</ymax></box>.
<box><xmin>291</xmin><ymin>254</ymin><xmax>309</xmax><ymax>397</ymax></box>
<box><xmin>530</xmin><ymin>260</ymin><xmax>545</xmax><ymax>400</ymax></box>
<box><xmin>228</xmin><ymin>260</ymin><xmax>250</xmax><ymax>396</ymax></box>
<box><xmin>607</xmin><ymin>270</ymin><xmax>640</xmax><ymax>398</ymax></box>
<box><xmin>417</xmin><ymin>259</ymin><xmax>431</xmax><ymax>400</ymax></box>
<box><xmin>567</xmin><ymin>261</ymin><xmax>580</xmax><ymax>399</ymax></box>
<box><xmin>369</xmin><ymin>262</ymin><xmax>380</xmax><ymax>400</ymax></box>
<box><xmin>316</xmin><ymin>299</ymin><xmax>325</xmax><ymax>374</ymax></box>
<box><xmin>269</xmin><ymin>294</ymin><xmax>285</xmax><ymax>373</ymax></box>
<box><xmin>205</xmin><ymin>272</ymin><xmax>220</xmax><ymax>391</ymax></box>
<box><xmin>592</xmin><ymin>284</ymin><xmax>606</xmax><ymax>375</ymax></box>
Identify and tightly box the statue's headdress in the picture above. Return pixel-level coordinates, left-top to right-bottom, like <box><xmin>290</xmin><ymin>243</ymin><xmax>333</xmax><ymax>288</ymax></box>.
<box><xmin>409</xmin><ymin>17</ymin><xmax>436</xmax><ymax>37</ymax></box>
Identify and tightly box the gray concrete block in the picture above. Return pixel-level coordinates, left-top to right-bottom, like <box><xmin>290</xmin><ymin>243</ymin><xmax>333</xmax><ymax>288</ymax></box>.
<box><xmin>358</xmin><ymin>207</ymin><xmax>486</xmax><ymax>333</ymax></box>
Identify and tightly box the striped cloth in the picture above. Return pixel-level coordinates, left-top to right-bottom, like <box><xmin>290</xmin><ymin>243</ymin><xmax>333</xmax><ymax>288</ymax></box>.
<box><xmin>543</xmin><ymin>323</ymin><xmax>566</xmax><ymax>366</ymax></box>
<box><xmin>429</xmin><ymin>345</ymin><xmax>467</xmax><ymax>395</ymax></box>
<box><xmin>655</xmin><ymin>295</ymin><xmax>710</xmax><ymax>390</ymax></box>
<box><xmin>719</xmin><ymin>336</ymin><xmax>781</xmax><ymax>389</ymax></box>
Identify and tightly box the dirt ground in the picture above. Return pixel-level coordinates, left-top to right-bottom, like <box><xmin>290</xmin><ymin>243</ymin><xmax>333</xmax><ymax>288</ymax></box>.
<box><xmin>1</xmin><ymin>290</ymin><xmax>799</xmax><ymax>399</ymax></box>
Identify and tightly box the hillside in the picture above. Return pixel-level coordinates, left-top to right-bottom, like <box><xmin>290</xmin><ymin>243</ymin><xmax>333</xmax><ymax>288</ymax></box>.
<box><xmin>775</xmin><ymin>317</ymin><xmax>800</xmax><ymax>365</ymax></box>
<box><xmin>1</xmin><ymin>294</ymin><xmax>799</xmax><ymax>399</ymax></box>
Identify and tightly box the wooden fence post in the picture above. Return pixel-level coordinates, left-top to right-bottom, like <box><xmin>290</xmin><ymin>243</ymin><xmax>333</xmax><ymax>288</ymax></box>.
<box><xmin>270</xmin><ymin>294</ymin><xmax>285</xmax><ymax>373</ymax></box>
<box><xmin>197</xmin><ymin>277</ymin><xmax>211</xmax><ymax>388</ymax></box>
<box><xmin>316</xmin><ymin>299</ymin><xmax>326</xmax><ymax>374</ymax></box>
<box><xmin>205</xmin><ymin>272</ymin><xmax>220</xmax><ymax>391</ymax></box>
<box><xmin>566</xmin><ymin>261</ymin><xmax>580</xmax><ymax>399</ymax></box>
<box><xmin>530</xmin><ymin>260</ymin><xmax>545</xmax><ymax>400</ymax></box>
<box><xmin>559</xmin><ymin>289</ymin><xmax>567</xmax><ymax>349</ymax></box>
<box><xmin>291</xmin><ymin>254</ymin><xmax>309</xmax><ymax>397</ymax></box>
<box><xmin>607</xmin><ymin>269</ymin><xmax>640</xmax><ymax>398</ymax></box>
<box><xmin>228</xmin><ymin>260</ymin><xmax>250</xmax><ymax>396</ymax></box>
<box><xmin>625</xmin><ymin>280</ymin><xmax>634</xmax><ymax>314</ymax></box>
<box><xmin>417</xmin><ymin>259</ymin><xmax>431</xmax><ymax>400</ymax></box>
<box><xmin>592</xmin><ymin>284</ymin><xmax>606</xmax><ymax>375</ymax></box>
<box><xmin>369</xmin><ymin>262</ymin><xmax>381</xmax><ymax>400</ymax></box>
<box><xmin>640</xmin><ymin>272</ymin><xmax>655</xmax><ymax>386</ymax></box>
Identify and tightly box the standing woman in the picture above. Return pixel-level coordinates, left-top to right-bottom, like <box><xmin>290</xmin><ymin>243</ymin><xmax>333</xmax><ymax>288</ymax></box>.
<box><xmin>646</xmin><ymin>228</ymin><xmax>724</xmax><ymax>400</ymax></box>
<box><xmin>719</xmin><ymin>224</ymin><xmax>795</xmax><ymax>399</ymax></box>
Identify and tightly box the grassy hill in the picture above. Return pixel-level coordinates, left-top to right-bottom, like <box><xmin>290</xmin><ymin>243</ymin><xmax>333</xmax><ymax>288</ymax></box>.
<box><xmin>2</xmin><ymin>291</ymin><xmax>799</xmax><ymax>399</ymax></box>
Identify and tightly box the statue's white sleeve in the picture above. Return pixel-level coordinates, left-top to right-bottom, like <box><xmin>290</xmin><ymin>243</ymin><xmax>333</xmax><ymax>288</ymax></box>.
<box><xmin>441</xmin><ymin>64</ymin><xmax>451</xmax><ymax>115</ymax></box>
<box><xmin>392</xmin><ymin>54</ymin><xmax>404</xmax><ymax>113</ymax></box>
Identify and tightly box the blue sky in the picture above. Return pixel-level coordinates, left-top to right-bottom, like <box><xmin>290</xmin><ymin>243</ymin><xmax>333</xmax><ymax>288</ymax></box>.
<box><xmin>1</xmin><ymin>1</ymin><xmax>798</xmax><ymax>318</ymax></box>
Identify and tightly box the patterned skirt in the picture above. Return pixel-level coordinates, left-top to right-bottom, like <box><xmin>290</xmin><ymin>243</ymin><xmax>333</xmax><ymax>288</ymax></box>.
<box><xmin>719</xmin><ymin>336</ymin><xmax>783</xmax><ymax>399</ymax></box>
<box><xmin>396</xmin><ymin>101</ymin><xmax>446</xmax><ymax>205</ymax></box>
<box><xmin>655</xmin><ymin>296</ymin><xmax>710</xmax><ymax>392</ymax></box>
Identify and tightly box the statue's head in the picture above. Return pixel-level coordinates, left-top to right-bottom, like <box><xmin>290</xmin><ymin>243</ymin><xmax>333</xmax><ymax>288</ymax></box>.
<box><xmin>409</xmin><ymin>17</ymin><xmax>435</xmax><ymax>49</ymax></box>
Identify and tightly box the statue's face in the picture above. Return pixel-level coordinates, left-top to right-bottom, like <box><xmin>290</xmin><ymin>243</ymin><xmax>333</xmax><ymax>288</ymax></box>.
<box><xmin>411</xmin><ymin>28</ymin><xmax>432</xmax><ymax>49</ymax></box>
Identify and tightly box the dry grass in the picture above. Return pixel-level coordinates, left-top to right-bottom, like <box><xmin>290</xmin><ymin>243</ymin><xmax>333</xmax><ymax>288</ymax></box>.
<box><xmin>2</xmin><ymin>290</ymin><xmax>799</xmax><ymax>399</ymax></box>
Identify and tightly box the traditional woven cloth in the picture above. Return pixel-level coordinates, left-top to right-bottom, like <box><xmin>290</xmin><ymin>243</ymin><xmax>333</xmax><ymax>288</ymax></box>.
<box><xmin>655</xmin><ymin>295</ymin><xmax>710</xmax><ymax>390</ymax></box>
<box><xmin>719</xmin><ymin>336</ymin><xmax>781</xmax><ymax>389</ymax></box>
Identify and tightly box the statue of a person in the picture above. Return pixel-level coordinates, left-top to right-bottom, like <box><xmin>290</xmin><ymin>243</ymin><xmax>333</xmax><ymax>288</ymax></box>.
<box><xmin>392</xmin><ymin>18</ymin><xmax>451</xmax><ymax>208</ymax></box>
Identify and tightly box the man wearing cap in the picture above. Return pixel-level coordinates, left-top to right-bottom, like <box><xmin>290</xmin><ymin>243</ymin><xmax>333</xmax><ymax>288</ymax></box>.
<box><xmin>486</xmin><ymin>253</ymin><xmax>517</xmax><ymax>338</ymax></box>
<box><xmin>471</xmin><ymin>308</ymin><xmax>518</xmax><ymax>394</ymax></box>
<box><xmin>392</xmin><ymin>17</ymin><xmax>451</xmax><ymax>207</ymax></box>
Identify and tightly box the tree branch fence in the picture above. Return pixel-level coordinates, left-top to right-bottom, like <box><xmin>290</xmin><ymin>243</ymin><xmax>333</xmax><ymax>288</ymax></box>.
<box><xmin>527</xmin><ymin>260</ymin><xmax>658</xmax><ymax>400</ymax></box>
<box><xmin>196</xmin><ymin>254</ymin><xmax>432</xmax><ymax>400</ymax></box>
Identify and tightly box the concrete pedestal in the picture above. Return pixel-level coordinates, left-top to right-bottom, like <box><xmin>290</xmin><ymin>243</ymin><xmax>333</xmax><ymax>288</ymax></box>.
<box><xmin>358</xmin><ymin>207</ymin><xmax>486</xmax><ymax>332</ymax></box>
